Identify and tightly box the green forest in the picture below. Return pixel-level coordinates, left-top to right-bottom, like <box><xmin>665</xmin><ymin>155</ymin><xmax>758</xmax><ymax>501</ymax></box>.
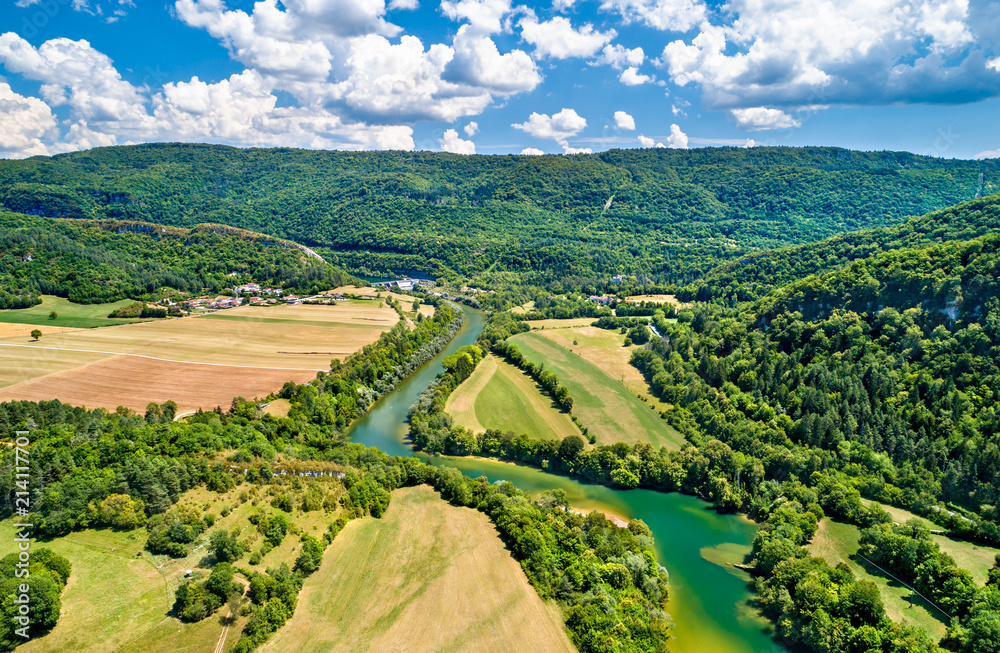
<box><xmin>0</xmin><ymin>212</ymin><xmax>356</xmax><ymax>309</ymax></box>
<box><xmin>1</xmin><ymin>144</ymin><xmax>996</xmax><ymax>289</ymax></box>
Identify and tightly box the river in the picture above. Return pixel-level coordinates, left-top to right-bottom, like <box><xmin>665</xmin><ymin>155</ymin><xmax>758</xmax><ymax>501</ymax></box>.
<box><xmin>346</xmin><ymin>304</ymin><xmax>782</xmax><ymax>653</ymax></box>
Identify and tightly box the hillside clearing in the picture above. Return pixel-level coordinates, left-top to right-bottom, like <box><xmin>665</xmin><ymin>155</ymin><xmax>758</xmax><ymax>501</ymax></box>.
<box><xmin>622</xmin><ymin>294</ymin><xmax>690</xmax><ymax>308</ymax></box>
<box><xmin>859</xmin><ymin>498</ymin><xmax>942</xmax><ymax>531</ymax></box>
<box><xmin>511</xmin><ymin>300</ymin><xmax>535</xmax><ymax>314</ymax></box>
<box><xmin>930</xmin><ymin>534</ymin><xmax>1000</xmax><ymax>586</ymax></box>
<box><xmin>445</xmin><ymin>354</ymin><xmax>579</xmax><ymax>440</ymax></box>
<box><xmin>856</xmin><ymin>498</ymin><xmax>1000</xmax><ymax>584</ymax></box>
<box><xmin>807</xmin><ymin>518</ymin><xmax>948</xmax><ymax>641</ymax></box>
<box><xmin>0</xmin><ymin>478</ymin><xmax>343</xmax><ymax>652</ymax></box>
<box><xmin>509</xmin><ymin>331</ymin><xmax>684</xmax><ymax>449</ymax></box>
<box><xmin>261</xmin><ymin>485</ymin><xmax>575</xmax><ymax>653</ymax></box>
<box><xmin>0</xmin><ymin>295</ymin><xmax>147</xmax><ymax>328</ymax></box>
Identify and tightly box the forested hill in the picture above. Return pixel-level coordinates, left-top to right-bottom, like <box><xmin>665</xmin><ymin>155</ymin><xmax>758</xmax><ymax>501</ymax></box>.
<box><xmin>1</xmin><ymin>143</ymin><xmax>997</xmax><ymax>286</ymax></box>
<box><xmin>0</xmin><ymin>212</ymin><xmax>356</xmax><ymax>309</ymax></box>
<box><xmin>681</xmin><ymin>192</ymin><xmax>1000</xmax><ymax>303</ymax></box>
<box><xmin>756</xmin><ymin>230</ymin><xmax>1000</xmax><ymax>323</ymax></box>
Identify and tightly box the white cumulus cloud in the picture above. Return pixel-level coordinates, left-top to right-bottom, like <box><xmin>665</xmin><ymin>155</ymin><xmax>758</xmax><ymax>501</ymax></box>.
<box><xmin>600</xmin><ymin>0</ymin><xmax>706</xmax><ymax>32</ymax></box>
<box><xmin>665</xmin><ymin>123</ymin><xmax>688</xmax><ymax>148</ymax></box>
<box><xmin>0</xmin><ymin>82</ymin><xmax>57</xmax><ymax>157</ymax></box>
<box><xmin>729</xmin><ymin>107</ymin><xmax>801</xmax><ymax>131</ymax></box>
<box><xmin>513</xmin><ymin>107</ymin><xmax>586</xmax><ymax>140</ymax></box>
<box><xmin>335</xmin><ymin>34</ymin><xmax>491</xmax><ymax>122</ymax></box>
<box><xmin>441</xmin><ymin>0</ymin><xmax>512</xmax><ymax>34</ymax></box>
<box><xmin>446</xmin><ymin>26</ymin><xmax>542</xmax><ymax>94</ymax></box>
<box><xmin>614</xmin><ymin>110</ymin><xmax>635</xmax><ymax>130</ymax></box>
<box><xmin>592</xmin><ymin>43</ymin><xmax>644</xmax><ymax>69</ymax></box>
<box><xmin>439</xmin><ymin>128</ymin><xmax>476</xmax><ymax>153</ymax></box>
<box><xmin>638</xmin><ymin>134</ymin><xmax>662</xmax><ymax>148</ymax></box>
<box><xmin>513</xmin><ymin>107</ymin><xmax>588</xmax><ymax>153</ymax></box>
<box><xmin>620</xmin><ymin>66</ymin><xmax>651</xmax><ymax>85</ymax></box>
<box><xmin>519</xmin><ymin>16</ymin><xmax>616</xmax><ymax>59</ymax></box>
<box><xmin>465</xmin><ymin>121</ymin><xmax>479</xmax><ymax>136</ymax></box>
<box><xmin>521</xmin><ymin>147</ymin><xmax>545</xmax><ymax>154</ymax></box>
<box><xmin>659</xmin><ymin>0</ymin><xmax>996</xmax><ymax>111</ymax></box>
<box><xmin>0</xmin><ymin>33</ymin><xmax>149</xmax><ymax>130</ymax></box>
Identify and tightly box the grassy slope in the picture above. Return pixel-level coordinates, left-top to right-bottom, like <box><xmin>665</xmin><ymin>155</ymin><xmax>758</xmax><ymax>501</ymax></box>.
<box><xmin>807</xmin><ymin>518</ymin><xmax>948</xmax><ymax>641</ymax></box>
<box><xmin>509</xmin><ymin>331</ymin><xmax>685</xmax><ymax>449</ymax></box>
<box><xmin>446</xmin><ymin>354</ymin><xmax>579</xmax><ymax>440</ymax></box>
<box><xmin>0</xmin><ymin>479</ymin><xmax>341</xmax><ymax>653</ymax></box>
<box><xmin>0</xmin><ymin>295</ymin><xmax>144</xmax><ymax>328</ymax></box>
<box><xmin>261</xmin><ymin>485</ymin><xmax>575</xmax><ymax>653</ymax></box>
<box><xmin>858</xmin><ymin>498</ymin><xmax>1000</xmax><ymax>585</ymax></box>
<box><xmin>528</xmin><ymin>325</ymin><xmax>675</xmax><ymax>414</ymax></box>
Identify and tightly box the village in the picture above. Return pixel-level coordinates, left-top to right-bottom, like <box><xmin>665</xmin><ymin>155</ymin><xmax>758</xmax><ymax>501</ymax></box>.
<box><xmin>166</xmin><ymin>282</ymin><xmax>354</xmax><ymax>313</ymax></box>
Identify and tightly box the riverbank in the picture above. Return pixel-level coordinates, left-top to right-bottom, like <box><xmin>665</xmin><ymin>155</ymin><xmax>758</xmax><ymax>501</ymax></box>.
<box><xmin>346</xmin><ymin>304</ymin><xmax>783</xmax><ymax>653</ymax></box>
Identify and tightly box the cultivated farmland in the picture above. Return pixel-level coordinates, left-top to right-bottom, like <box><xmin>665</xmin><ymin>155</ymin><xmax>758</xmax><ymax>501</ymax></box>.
<box><xmin>329</xmin><ymin>285</ymin><xmax>435</xmax><ymax>318</ymax></box>
<box><xmin>621</xmin><ymin>294</ymin><xmax>690</xmax><ymax>308</ymax></box>
<box><xmin>261</xmin><ymin>485</ymin><xmax>575</xmax><ymax>653</ymax></box>
<box><xmin>526</xmin><ymin>324</ymin><xmax>673</xmax><ymax>413</ymax></box>
<box><xmin>0</xmin><ymin>300</ymin><xmax>400</xmax><ymax>413</ymax></box>
<box><xmin>509</xmin><ymin>331</ymin><xmax>685</xmax><ymax>449</ymax></box>
<box><xmin>445</xmin><ymin>354</ymin><xmax>579</xmax><ymax>440</ymax></box>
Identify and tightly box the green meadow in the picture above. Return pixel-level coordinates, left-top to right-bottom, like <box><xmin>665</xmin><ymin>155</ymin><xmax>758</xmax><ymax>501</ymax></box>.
<box><xmin>509</xmin><ymin>331</ymin><xmax>685</xmax><ymax>449</ymax></box>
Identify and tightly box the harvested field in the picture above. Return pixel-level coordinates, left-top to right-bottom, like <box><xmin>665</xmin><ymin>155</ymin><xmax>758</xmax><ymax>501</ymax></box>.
<box><xmin>622</xmin><ymin>294</ymin><xmax>690</xmax><ymax>308</ymax></box>
<box><xmin>524</xmin><ymin>318</ymin><xmax>596</xmax><ymax>329</ymax></box>
<box><xmin>262</xmin><ymin>485</ymin><xmax>575</xmax><ymax>653</ymax></box>
<box><xmin>446</xmin><ymin>354</ymin><xmax>578</xmax><ymax>440</ymax></box>
<box><xmin>0</xmin><ymin>345</ymin><xmax>109</xmax><ymax>389</ymax></box>
<box><xmin>0</xmin><ymin>321</ymin><xmax>78</xmax><ymax>339</ymax></box>
<box><xmin>328</xmin><ymin>285</ymin><xmax>433</xmax><ymax>317</ymax></box>
<box><xmin>0</xmin><ymin>300</ymin><xmax>399</xmax><ymax>412</ymax></box>
<box><xmin>0</xmin><ymin>355</ymin><xmax>317</xmax><ymax>413</ymax></box>
<box><xmin>510</xmin><ymin>331</ymin><xmax>684</xmax><ymax>449</ymax></box>
<box><xmin>529</xmin><ymin>325</ymin><xmax>673</xmax><ymax>413</ymax></box>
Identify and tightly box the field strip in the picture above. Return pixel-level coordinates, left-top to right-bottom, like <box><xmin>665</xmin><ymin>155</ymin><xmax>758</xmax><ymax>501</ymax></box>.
<box><xmin>0</xmin><ymin>343</ymin><xmax>326</xmax><ymax>372</ymax></box>
<box><xmin>445</xmin><ymin>355</ymin><xmax>498</xmax><ymax>433</ymax></box>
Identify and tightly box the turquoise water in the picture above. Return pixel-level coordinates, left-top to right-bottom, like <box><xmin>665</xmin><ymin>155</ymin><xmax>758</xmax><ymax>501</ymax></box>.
<box><xmin>348</xmin><ymin>305</ymin><xmax>782</xmax><ymax>653</ymax></box>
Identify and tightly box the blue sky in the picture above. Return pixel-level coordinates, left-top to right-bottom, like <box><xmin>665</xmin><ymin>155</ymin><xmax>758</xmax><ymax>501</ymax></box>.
<box><xmin>1</xmin><ymin>0</ymin><xmax>999</xmax><ymax>158</ymax></box>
